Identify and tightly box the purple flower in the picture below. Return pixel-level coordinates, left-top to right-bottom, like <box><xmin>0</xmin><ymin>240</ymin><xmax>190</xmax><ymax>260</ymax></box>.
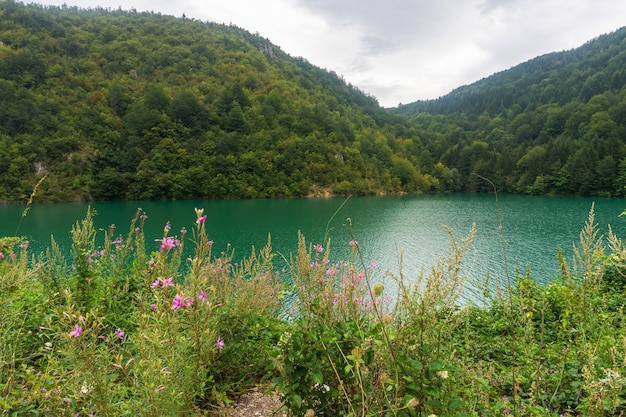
<box><xmin>69</xmin><ymin>324</ymin><xmax>82</xmax><ymax>338</ymax></box>
<box><xmin>157</xmin><ymin>237</ymin><xmax>180</xmax><ymax>251</ymax></box>
<box><xmin>171</xmin><ymin>294</ymin><xmax>183</xmax><ymax>310</ymax></box>
<box><xmin>216</xmin><ymin>336</ymin><xmax>225</xmax><ymax>350</ymax></box>
<box><xmin>183</xmin><ymin>296</ymin><xmax>193</xmax><ymax>308</ymax></box>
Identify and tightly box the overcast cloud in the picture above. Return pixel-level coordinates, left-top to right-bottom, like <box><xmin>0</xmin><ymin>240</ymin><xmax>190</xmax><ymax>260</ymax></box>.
<box><xmin>32</xmin><ymin>0</ymin><xmax>626</xmax><ymax>107</ymax></box>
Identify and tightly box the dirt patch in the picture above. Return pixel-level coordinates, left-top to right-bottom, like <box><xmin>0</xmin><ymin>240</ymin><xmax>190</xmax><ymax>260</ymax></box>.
<box><xmin>218</xmin><ymin>385</ymin><xmax>287</xmax><ymax>417</ymax></box>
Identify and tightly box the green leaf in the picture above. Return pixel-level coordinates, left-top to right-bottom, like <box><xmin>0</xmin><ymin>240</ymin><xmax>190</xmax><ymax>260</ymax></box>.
<box><xmin>312</xmin><ymin>371</ymin><xmax>323</xmax><ymax>384</ymax></box>
<box><xmin>408</xmin><ymin>358</ymin><xmax>423</xmax><ymax>371</ymax></box>
<box><xmin>428</xmin><ymin>359</ymin><xmax>445</xmax><ymax>371</ymax></box>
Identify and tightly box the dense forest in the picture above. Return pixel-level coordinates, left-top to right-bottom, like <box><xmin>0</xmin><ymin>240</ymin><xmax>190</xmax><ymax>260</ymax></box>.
<box><xmin>1</xmin><ymin>1</ymin><xmax>626</xmax><ymax>202</ymax></box>
<box><xmin>395</xmin><ymin>27</ymin><xmax>626</xmax><ymax>195</ymax></box>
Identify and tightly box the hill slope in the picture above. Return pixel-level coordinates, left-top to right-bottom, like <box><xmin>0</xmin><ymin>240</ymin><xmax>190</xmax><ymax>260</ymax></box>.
<box><xmin>395</xmin><ymin>27</ymin><xmax>626</xmax><ymax>116</ymax></box>
<box><xmin>2</xmin><ymin>1</ymin><xmax>626</xmax><ymax>201</ymax></box>
<box><xmin>0</xmin><ymin>1</ymin><xmax>423</xmax><ymax>202</ymax></box>
<box><xmin>393</xmin><ymin>27</ymin><xmax>626</xmax><ymax>196</ymax></box>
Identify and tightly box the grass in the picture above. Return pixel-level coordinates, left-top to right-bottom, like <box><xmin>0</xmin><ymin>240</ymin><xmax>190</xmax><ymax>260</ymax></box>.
<box><xmin>1</xmin><ymin>204</ymin><xmax>626</xmax><ymax>416</ymax></box>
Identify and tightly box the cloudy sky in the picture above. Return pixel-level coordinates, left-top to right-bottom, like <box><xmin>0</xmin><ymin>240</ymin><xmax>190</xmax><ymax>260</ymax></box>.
<box><xmin>33</xmin><ymin>0</ymin><xmax>626</xmax><ymax>107</ymax></box>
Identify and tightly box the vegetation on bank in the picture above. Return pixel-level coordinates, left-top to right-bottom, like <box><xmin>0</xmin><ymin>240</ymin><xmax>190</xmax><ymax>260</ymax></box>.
<box><xmin>2</xmin><ymin>203</ymin><xmax>626</xmax><ymax>416</ymax></box>
<box><xmin>1</xmin><ymin>2</ymin><xmax>626</xmax><ymax>202</ymax></box>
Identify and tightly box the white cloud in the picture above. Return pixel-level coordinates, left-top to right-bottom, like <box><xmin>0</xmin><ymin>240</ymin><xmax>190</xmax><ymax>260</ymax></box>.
<box><xmin>31</xmin><ymin>0</ymin><xmax>626</xmax><ymax>106</ymax></box>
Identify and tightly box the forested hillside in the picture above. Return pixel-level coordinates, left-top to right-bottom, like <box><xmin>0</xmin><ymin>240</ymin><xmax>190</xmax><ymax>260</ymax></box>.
<box><xmin>1</xmin><ymin>1</ymin><xmax>626</xmax><ymax>202</ymax></box>
<box><xmin>0</xmin><ymin>1</ymin><xmax>423</xmax><ymax>202</ymax></box>
<box><xmin>396</xmin><ymin>27</ymin><xmax>626</xmax><ymax>195</ymax></box>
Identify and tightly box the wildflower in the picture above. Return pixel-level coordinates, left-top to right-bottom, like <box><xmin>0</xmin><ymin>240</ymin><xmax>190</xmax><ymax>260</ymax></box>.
<box><xmin>80</xmin><ymin>381</ymin><xmax>89</xmax><ymax>394</ymax></box>
<box><xmin>161</xmin><ymin>277</ymin><xmax>174</xmax><ymax>287</ymax></box>
<box><xmin>172</xmin><ymin>294</ymin><xmax>184</xmax><ymax>310</ymax></box>
<box><xmin>313</xmin><ymin>244</ymin><xmax>324</xmax><ymax>253</ymax></box>
<box><xmin>164</xmin><ymin>223</ymin><xmax>171</xmax><ymax>232</ymax></box>
<box><xmin>115</xmin><ymin>328</ymin><xmax>124</xmax><ymax>340</ymax></box>
<box><xmin>157</xmin><ymin>237</ymin><xmax>180</xmax><ymax>251</ymax></box>
<box><xmin>183</xmin><ymin>296</ymin><xmax>193</xmax><ymax>307</ymax></box>
<box><xmin>349</xmin><ymin>240</ymin><xmax>358</xmax><ymax>246</ymax></box>
<box><xmin>150</xmin><ymin>279</ymin><xmax>160</xmax><ymax>289</ymax></box>
<box><xmin>196</xmin><ymin>215</ymin><xmax>207</xmax><ymax>224</ymax></box>
<box><xmin>305</xmin><ymin>410</ymin><xmax>315</xmax><ymax>417</ymax></box>
<box><xmin>407</xmin><ymin>398</ymin><xmax>419</xmax><ymax>408</ymax></box>
<box><xmin>180</xmin><ymin>227</ymin><xmax>187</xmax><ymax>235</ymax></box>
<box><xmin>368</xmin><ymin>261</ymin><xmax>378</xmax><ymax>269</ymax></box>
<box><xmin>437</xmin><ymin>370</ymin><xmax>449</xmax><ymax>379</ymax></box>
<box><xmin>198</xmin><ymin>290</ymin><xmax>207</xmax><ymax>303</ymax></box>
<box><xmin>208</xmin><ymin>240</ymin><xmax>214</xmax><ymax>246</ymax></box>
<box><xmin>69</xmin><ymin>324</ymin><xmax>82</xmax><ymax>338</ymax></box>
<box><xmin>216</xmin><ymin>336</ymin><xmax>225</xmax><ymax>350</ymax></box>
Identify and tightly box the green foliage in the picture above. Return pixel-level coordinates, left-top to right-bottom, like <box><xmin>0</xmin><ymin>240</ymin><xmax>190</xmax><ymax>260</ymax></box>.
<box><xmin>3</xmin><ymin>3</ymin><xmax>623</xmax><ymax>202</ymax></box>
<box><xmin>396</xmin><ymin>27</ymin><xmax>626</xmax><ymax>197</ymax></box>
<box><xmin>4</xmin><ymin>202</ymin><xmax>626</xmax><ymax>415</ymax></box>
<box><xmin>1</xmin><ymin>207</ymin><xmax>285</xmax><ymax>415</ymax></box>
<box><xmin>0</xmin><ymin>1</ymin><xmax>413</xmax><ymax>202</ymax></box>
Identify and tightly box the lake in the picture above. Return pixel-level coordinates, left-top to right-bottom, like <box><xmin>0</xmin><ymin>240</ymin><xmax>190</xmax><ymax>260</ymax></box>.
<box><xmin>1</xmin><ymin>194</ymin><xmax>625</xmax><ymax>301</ymax></box>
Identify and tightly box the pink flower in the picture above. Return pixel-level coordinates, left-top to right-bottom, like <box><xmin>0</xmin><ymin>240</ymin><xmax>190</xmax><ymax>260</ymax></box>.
<box><xmin>349</xmin><ymin>240</ymin><xmax>358</xmax><ymax>246</ymax></box>
<box><xmin>157</xmin><ymin>237</ymin><xmax>180</xmax><ymax>251</ymax></box>
<box><xmin>150</xmin><ymin>304</ymin><xmax>157</xmax><ymax>310</ymax></box>
<box><xmin>115</xmin><ymin>328</ymin><xmax>124</xmax><ymax>340</ymax></box>
<box><xmin>216</xmin><ymin>336</ymin><xmax>225</xmax><ymax>350</ymax></box>
<box><xmin>313</xmin><ymin>244</ymin><xmax>324</xmax><ymax>253</ymax></box>
<box><xmin>368</xmin><ymin>261</ymin><xmax>378</xmax><ymax>269</ymax></box>
<box><xmin>196</xmin><ymin>215</ymin><xmax>207</xmax><ymax>224</ymax></box>
<box><xmin>69</xmin><ymin>324</ymin><xmax>82</xmax><ymax>338</ymax></box>
<box><xmin>171</xmin><ymin>294</ymin><xmax>183</xmax><ymax>310</ymax></box>
<box><xmin>161</xmin><ymin>277</ymin><xmax>174</xmax><ymax>287</ymax></box>
<box><xmin>198</xmin><ymin>290</ymin><xmax>207</xmax><ymax>304</ymax></box>
<box><xmin>183</xmin><ymin>296</ymin><xmax>193</xmax><ymax>308</ymax></box>
<box><xmin>150</xmin><ymin>279</ymin><xmax>160</xmax><ymax>289</ymax></box>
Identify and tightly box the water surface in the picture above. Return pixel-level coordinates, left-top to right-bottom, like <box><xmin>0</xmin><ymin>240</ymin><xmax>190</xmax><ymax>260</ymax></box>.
<box><xmin>2</xmin><ymin>194</ymin><xmax>625</xmax><ymax>299</ymax></box>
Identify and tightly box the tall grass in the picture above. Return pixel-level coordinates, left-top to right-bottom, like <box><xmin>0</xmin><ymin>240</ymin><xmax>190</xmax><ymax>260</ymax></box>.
<box><xmin>1</xmin><ymin>203</ymin><xmax>626</xmax><ymax>416</ymax></box>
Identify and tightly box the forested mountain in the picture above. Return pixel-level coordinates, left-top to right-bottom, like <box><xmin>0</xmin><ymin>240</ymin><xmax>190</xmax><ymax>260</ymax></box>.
<box><xmin>0</xmin><ymin>1</ymin><xmax>421</xmax><ymax>202</ymax></box>
<box><xmin>395</xmin><ymin>27</ymin><xmax>626</xmax><ymax>195</ymax></box>
<box><xmin>1</xmin><ymin>1</ymin><xmax>626</xmax><ymax>202</ymax></box>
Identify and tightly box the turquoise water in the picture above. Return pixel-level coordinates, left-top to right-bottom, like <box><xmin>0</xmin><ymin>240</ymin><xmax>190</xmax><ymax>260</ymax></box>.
<box><xmin>2</xmin><ymin>194</ymin><xmax>625</xmax><ymax>299</ymax></box>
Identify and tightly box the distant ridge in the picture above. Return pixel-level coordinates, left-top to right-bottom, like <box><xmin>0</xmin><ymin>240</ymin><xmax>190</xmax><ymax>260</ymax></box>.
<box><xmin>394</xmin><ymin>26</ymin><xmax>626</xmax><ymax>116</ymax></box>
